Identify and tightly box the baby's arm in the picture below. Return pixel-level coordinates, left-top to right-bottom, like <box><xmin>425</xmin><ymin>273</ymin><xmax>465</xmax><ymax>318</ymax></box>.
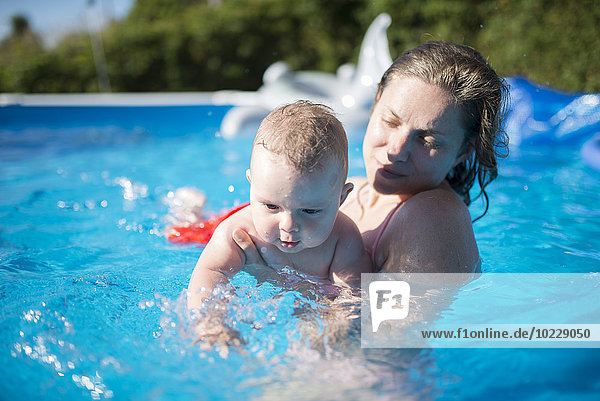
<box><xmin>329</xmin><ymin>213</ymin><xmax>373</xmax><ymax>287</ymax></box>
<box><xmin>187</xmin><ymin>218</ymin><xmax>246</xmax><ymax>310</ymax></box>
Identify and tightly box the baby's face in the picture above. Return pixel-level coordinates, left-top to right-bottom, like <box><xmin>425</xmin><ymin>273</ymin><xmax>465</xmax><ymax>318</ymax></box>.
<box><xmin>248</xmin><ymin>147</ymin><xmax>346</xmax><ymax>254</ymax></box>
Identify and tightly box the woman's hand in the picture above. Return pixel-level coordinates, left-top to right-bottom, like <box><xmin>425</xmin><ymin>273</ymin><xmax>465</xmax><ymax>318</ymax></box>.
<box><xmin>232</xmin><ymin>228</ymin><xmax>268</xmax><ymax>266</ymax></box>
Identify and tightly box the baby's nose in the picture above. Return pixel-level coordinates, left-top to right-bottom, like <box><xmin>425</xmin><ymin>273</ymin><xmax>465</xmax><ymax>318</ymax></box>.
<box><xmin>279</xmin><ymin>212</ymin><xmax>298</xmax><ymax>232</ymax></box>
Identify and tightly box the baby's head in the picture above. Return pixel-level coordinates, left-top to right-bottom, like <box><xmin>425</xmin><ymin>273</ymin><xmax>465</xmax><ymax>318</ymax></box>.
<box><xmin>247</xmin><ymin>101</ymin><xmax>353</xmax><ymax>254</ymax></box>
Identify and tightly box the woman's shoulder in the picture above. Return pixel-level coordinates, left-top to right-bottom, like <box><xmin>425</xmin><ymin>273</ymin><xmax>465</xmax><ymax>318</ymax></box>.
<box><xmin>379</xmin><ymin>184</ymin><xmax>479</xmax><ymax>273</ymax></box>
<box><xmin>398</xmin><ymin>184</ymin><xmax>474</xmax><ymax>240</ymax></box>
<box><xmin>403</xmin><ymin>184</ymin><xmax>470</xmax><ymax>220</ymax></box>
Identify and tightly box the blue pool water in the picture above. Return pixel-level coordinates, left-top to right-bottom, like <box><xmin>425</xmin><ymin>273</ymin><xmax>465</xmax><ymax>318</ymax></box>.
<box><xmin>1</xmin><ymin>83</ymin><xmax>600</xmax><ymax>400</ymax></box>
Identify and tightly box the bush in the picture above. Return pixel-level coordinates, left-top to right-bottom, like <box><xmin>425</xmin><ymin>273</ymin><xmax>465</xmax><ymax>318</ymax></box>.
<box><xmin>1</xmin><ymin>0</ymin><xmax>598</xmax><ymax>93</ymax></box>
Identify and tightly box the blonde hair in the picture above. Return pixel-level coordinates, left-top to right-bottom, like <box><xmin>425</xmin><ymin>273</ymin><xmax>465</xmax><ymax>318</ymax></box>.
<box><xmin>254</xmin><ymin>100</ymin><xmax>348</xmax><ymax>177</ymax></box>
<box><xmin>377</xmin><ymin>41</ymin><xmax>509</xmax><ymax>221</ymax></box>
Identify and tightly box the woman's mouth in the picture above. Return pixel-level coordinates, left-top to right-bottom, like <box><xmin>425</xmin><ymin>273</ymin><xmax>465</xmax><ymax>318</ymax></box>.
<box><xmin>378</xmin><ymin>165</ymin><xmax>405</xmax><ymax>180</ymax></box>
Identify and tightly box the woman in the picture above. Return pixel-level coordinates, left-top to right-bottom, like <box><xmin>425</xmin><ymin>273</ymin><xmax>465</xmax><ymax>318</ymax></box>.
<box><xmin>233</xmin><ymin>41</ymin><xmax>508</xmax><ymax>274</ymax></box>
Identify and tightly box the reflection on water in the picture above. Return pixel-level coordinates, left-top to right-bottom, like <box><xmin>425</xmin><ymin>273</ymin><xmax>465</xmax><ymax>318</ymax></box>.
<box><xmin>153</xmin><ymin>271</ymin><xmax>436</xmax><ymax>400</ymax></box>
<box><xmin>1</xmin><ymin>104</ymin><xmax>599</xmax><ymax>399</ymax></box>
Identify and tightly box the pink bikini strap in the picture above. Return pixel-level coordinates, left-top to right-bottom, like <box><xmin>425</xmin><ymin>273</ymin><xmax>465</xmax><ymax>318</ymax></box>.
<box><xmin>371</xmin><ymin>201</ymin><xmax>404</xmax><ymax>266</ymax></box>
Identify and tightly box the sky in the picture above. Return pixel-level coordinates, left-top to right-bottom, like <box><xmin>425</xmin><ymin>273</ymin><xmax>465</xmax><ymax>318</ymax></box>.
<box><xmin>0</xmin><ymin>0</ymin><xmax>135</xmax><ymax>47</ymax></box>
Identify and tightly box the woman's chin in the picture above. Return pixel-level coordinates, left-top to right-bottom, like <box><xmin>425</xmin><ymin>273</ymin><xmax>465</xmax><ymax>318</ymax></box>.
<box><xmin>371</xmin><ymin>176</ymin><xmax>440</xmax><ymax>197</ymax></box>
<box><xmin>371</xmin><ymin>179</ymin><xmax>405</xmax><ymax>195</ymax></box>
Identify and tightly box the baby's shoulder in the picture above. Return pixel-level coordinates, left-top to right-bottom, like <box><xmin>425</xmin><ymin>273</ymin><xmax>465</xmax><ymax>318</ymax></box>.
<box><xmin>211</xmin><ymin>207</ymin><xmax>255</xmax><ymax>239</ymax></box>
<box><xmin>332</xmin><ymin>211</ymin><xmax>363</xmax><ymax>243</ymax></box>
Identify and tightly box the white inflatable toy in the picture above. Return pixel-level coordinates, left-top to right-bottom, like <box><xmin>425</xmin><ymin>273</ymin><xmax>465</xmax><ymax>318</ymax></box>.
<box><xmin>212</xmin><ymin>13</ymin><xmax>393</xmax><ymax>139</ymax></box>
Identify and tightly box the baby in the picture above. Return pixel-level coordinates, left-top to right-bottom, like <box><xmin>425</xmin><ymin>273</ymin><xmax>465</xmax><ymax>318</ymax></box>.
<box><xmin>187</xmin><ymin>101</ymin><xmax>372</xmax><ymax>309</ymax></box>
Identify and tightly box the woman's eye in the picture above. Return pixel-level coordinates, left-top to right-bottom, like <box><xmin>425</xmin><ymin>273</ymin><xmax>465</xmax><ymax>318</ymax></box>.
<box><xmin>302</xmin><ymin>209</ymin><xmax>320</xmax><ymax>215</ymax></box>
<box><xmin>423</xmin><ymin>140</ymin><xmax>440</xmax><ymax>149</ymax></box>
<box><xmin>383</xmin><ymin>119</ymin><xmax>398</xmax><ymax>128</ymax></box>
<box><xmin>265</xmin><ymin>204</ymin><xmax>279</xmax><ymax>210</ymax></box>
<box><xmin>420</xmin><ymin>134</ymin><xmax>441</xmax><ymax>149</ymax></box>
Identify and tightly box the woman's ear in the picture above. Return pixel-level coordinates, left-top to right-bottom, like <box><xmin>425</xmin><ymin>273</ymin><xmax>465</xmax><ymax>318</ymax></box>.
<box><xmin>246</xmin><ymin>169</ymin><xmax>252</xmax><ymax>183</ymax></box>
<box><xmin>453</xmin><ymin>142</ymin><xmax>474</xmax><ymax>168</ymax></box>
<box><xmin>339</xmin><ymin>182</ymin><xmax>354</xmax><ymax>206</ymax></box>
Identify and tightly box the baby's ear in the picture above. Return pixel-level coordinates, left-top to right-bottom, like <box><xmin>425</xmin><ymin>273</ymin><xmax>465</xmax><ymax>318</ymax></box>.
<box><xmin>339</xmin><ymin>182</ymin><xmax>354</xmax><ymax>205</ymax></box>
<box><xmin>246</xmin><ymin>169</ymin><xmax>252</xmax><ymax>183</ymax></box>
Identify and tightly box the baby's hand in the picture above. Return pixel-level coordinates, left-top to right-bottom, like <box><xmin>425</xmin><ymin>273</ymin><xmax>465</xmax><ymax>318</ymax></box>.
<box><xmin>192</xmin><ymin>314</ymin><xmax>245</xmax><ymax>358</ymax></box>
<box><xmin>232</xmin><ymin>228</ymin><xmax>267</xmax><ymax>266</ymax></box>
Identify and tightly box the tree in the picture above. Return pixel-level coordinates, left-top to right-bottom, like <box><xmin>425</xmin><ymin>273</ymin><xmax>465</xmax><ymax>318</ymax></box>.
<box><xmin>0</xmin><ymin>0</ymin><xmax>598</xmax><ymax>93</ymax></box>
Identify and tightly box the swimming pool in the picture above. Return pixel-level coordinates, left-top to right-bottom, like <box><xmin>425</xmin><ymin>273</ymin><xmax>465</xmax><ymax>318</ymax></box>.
<box><xmin>1</xmin><ymin>82</ymin><xmax>599</xmax><ymax>400</ymax></box>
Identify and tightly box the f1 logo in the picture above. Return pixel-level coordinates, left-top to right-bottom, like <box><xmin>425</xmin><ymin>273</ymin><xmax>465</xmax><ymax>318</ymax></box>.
<box><xmin>369</xmin><ymin>280</ymin><xmax>410</xmax><ymax>332</ymax></box>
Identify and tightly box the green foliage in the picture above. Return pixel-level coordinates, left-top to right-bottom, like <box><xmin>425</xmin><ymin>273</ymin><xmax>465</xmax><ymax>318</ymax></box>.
<box><xmin>11</xmin><ymin>15</ymin><xmax>31</xmax><ymax>37</ymax></box>
<box><xmin>476</xmin><ymin>0</ymin><xmax>600</xmax><ymax>92</ymax></box>
<box><xmin>1</xmin><ymin>0</ymin><xmax>598</xmax><ymax>93</ymax></box>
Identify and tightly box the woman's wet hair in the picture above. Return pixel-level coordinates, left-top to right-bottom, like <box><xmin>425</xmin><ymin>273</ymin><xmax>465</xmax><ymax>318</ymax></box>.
<box><xmin>376</xmin><ymin>41</ymin><xmax>509</xmax><ymax>221</ymax></box>
<box><xmin>254</xmin><ymin>100</ymin><xmax>349</xmax><ymax>177</ymax></box>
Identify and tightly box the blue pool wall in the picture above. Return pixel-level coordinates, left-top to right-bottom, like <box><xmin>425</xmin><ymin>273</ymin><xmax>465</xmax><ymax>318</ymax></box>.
<box><xmin>0</xmin><ymin>104</ymin><xmax>232</xmax><ymax>137</ymax></box>
<box><xmin>2</xmin><ymin>76</ymin><xmax>600</xmax><ymax>172</ymax></box>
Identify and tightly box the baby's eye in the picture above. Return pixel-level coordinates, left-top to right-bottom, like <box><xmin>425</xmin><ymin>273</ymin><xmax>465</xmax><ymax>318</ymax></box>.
<box><xmin>302</xmin><ymin>209</ymin><xmax>321</xmax><ymax>215</ymax></box>
<box><xmin>264</xmin><ymin>204</ymin><xmax>279</xmax><ymax>210</ymax></box>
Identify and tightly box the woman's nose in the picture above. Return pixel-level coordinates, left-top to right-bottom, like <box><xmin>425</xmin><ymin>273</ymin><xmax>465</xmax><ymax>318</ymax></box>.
<box><xmin>387</xmin><ymin>129</ymin><xmax>411</xmax><ymax>163</ymax></box>
<box><xmin>279</xmin><ymin>212</ymin><xmax>298</xmax><ymax>232</ymax></box>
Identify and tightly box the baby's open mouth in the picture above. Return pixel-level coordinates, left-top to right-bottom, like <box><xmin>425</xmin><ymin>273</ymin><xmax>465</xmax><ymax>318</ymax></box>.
<box><xmin>280</xmin><ymin>240</ymin><xmax>300</xmax><ymax>248</ymax></box>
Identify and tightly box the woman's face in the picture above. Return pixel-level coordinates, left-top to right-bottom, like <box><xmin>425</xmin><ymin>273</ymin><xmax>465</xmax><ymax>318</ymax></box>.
<box><xmin>363</xmin><ymin>76</ymin><xmax>468</xmax><ymax>197</ymax></box>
